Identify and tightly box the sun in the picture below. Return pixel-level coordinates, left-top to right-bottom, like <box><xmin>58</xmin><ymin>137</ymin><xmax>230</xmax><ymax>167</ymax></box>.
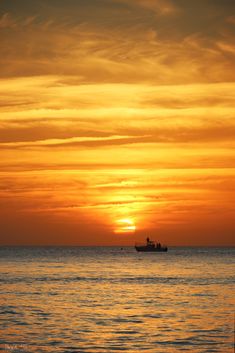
<box><xmin>114</xmin><ymin>218</ymin><xmax>136</xmax><ymax>234</ymax></box>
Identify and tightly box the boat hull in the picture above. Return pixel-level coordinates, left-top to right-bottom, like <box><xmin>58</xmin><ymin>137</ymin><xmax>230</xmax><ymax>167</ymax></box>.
<box><xmin>135</xmin><ymin>246</ymin><xmax>168</xmax><ymax>252</ymax></box>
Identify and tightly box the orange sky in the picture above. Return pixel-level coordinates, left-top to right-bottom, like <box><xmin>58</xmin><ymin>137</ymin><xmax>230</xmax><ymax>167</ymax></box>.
<box><xmin>0</xmin><ymin>0</ymin><xmax>235</xmax><ymax>245</ymax></box>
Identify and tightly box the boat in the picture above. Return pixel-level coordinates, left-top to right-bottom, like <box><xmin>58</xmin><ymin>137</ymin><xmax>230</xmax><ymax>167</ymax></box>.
<box><xmin>135</xmin><ymin>237</ymin><xmax>168</xmax><ymax>252</ymax></box>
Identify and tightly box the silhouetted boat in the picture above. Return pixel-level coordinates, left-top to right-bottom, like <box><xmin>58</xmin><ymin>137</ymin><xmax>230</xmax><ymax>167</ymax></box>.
<box><xmin>135</xmin><ymin>237</ymin><xmax>168</xmax><ymax>252</ymax></box>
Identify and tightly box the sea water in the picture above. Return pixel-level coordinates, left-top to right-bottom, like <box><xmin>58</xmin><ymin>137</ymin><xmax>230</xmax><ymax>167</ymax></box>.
<box><xmin>0</xmin><ymin>247</ymin><xmax>234</xmax><ymax>353</ymax></box>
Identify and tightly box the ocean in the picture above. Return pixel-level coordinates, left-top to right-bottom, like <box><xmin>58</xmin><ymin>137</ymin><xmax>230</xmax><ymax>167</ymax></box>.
<box><xmin>0</xmin><ymin>246</ymin><xmax>234</xmax><ymax>353</ymax></box>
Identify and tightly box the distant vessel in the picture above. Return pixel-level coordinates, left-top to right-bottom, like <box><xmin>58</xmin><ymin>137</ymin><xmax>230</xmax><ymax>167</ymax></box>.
<box><xmin>135</xmin><ymin>237</ymin><xmax>168</xmax><ymax>252</ymax></box>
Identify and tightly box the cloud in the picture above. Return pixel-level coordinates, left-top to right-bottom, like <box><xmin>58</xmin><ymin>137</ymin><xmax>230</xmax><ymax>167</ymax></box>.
<box><xmin>0</xmin><ymin>12</ymin><xmax>16</xmax><ymax>28</ymax></box>
<box><xmin>0</xmin><ymin>12</ymin><xmax>36</xmax><ymax>29</ymax></box>
<box><xmin>1</xmin><ymin>78</ymin><xmax>235</xmax><ymax>152</ymax></box>
<box><xmin>116</xmin><ymin>0</ymin><xmax>179</xmax><ymax>16</ymax></box>
<box><xmin>0</xmin><ymin>5</ymin><xmax>235</xmax><ymax>83</ymax></box>
<box><xmin>1</xmin><ymin>125</ymin><xmax>235</xmax><ymax>150</ymax></box>
<box><xmin>227</xmin><ymin>16</ymin><xmax>235</xmax><ymax>25</ymax></box>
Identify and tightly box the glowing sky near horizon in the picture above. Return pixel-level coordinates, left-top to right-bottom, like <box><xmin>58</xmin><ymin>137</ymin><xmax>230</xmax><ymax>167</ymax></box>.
<box><xmin>0</xmin><ymin>0</ymin><xmax>235</xmax><ymax>245</ymax></box>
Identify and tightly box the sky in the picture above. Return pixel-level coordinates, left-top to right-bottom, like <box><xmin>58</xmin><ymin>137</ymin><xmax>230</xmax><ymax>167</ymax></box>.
<box><xmin>0</xmin><ymin>0</ymin><xmax>235</xmax><ymax>245</ymax></box>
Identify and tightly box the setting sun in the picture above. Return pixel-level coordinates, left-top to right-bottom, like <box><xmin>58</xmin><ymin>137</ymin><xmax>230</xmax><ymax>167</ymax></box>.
<box><xmin>115</xmin><ymin>219</ymin><xmax>136</xmax><ymax>234</ymax></box>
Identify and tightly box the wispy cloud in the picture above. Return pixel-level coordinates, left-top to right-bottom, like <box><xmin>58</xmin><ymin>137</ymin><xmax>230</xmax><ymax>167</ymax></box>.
<box><xmin>0</xmin><ymin>3</ymin><xmax>235</xmax><ymax>83</ymax></box>
<box><xmin>0</xmin><ymin>12</ymin><xmax>16</xmax><ymax>28</ymax></box>
<box><xmin>116</xmin><ymin>0</ymin><xmax>180</xmax><ymax>16</ymax></box>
